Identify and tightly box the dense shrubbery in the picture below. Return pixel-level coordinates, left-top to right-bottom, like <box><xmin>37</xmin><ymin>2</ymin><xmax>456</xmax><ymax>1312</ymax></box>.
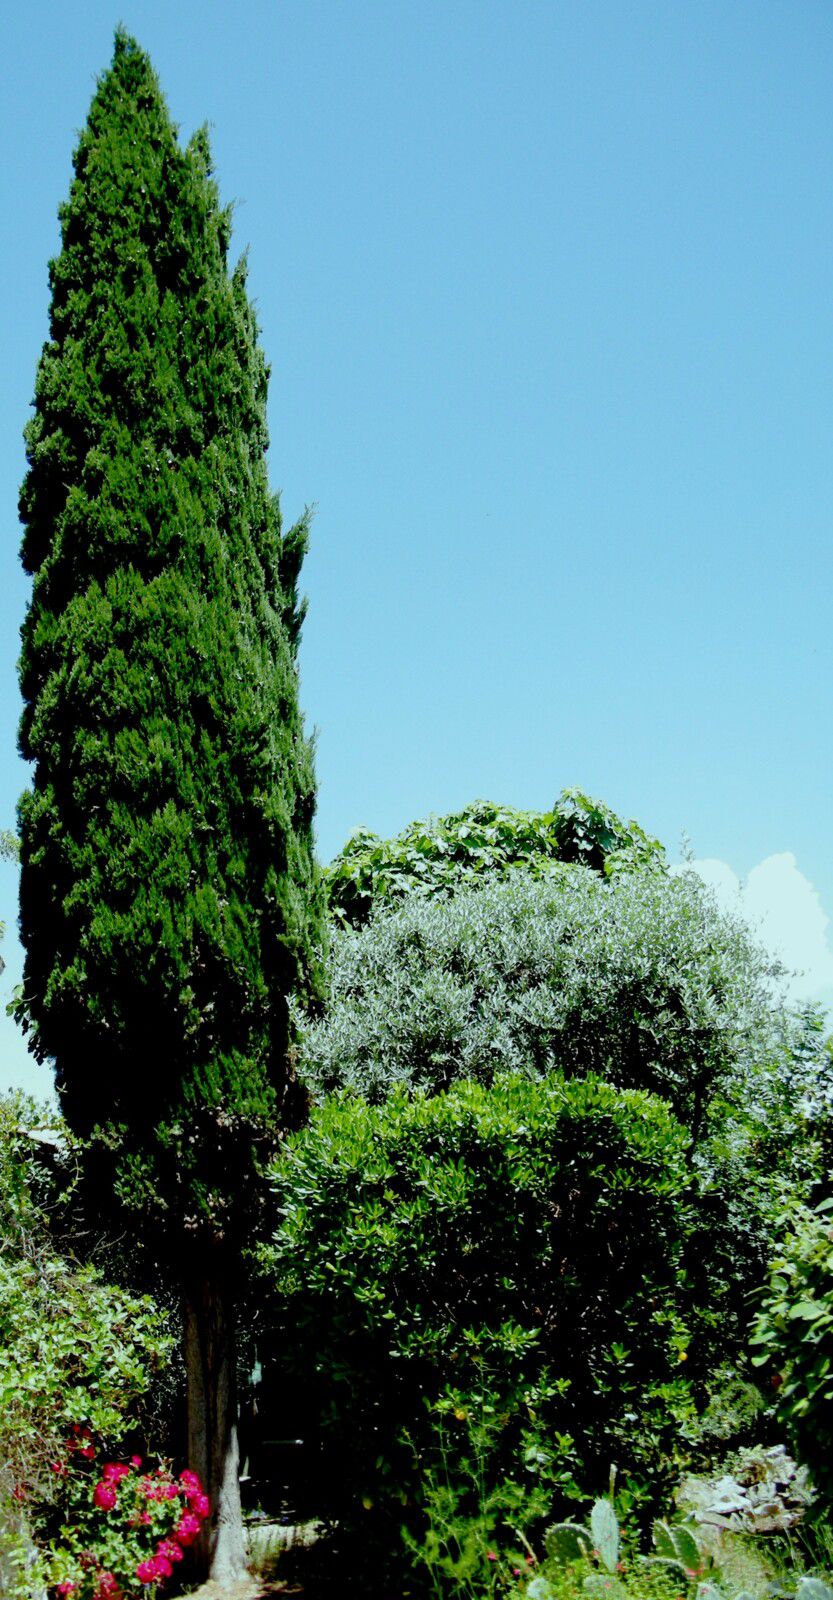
<box><xmin>267</xmin><ymin>815</ymin><xmax>833</xmax><ymax>1590</ymax></box>
<box><xmin>751</xmin><ymin>1189</ymin><xmax>833</xmax><ymax>1511</ymax></box>
<box><xmin>299</xmin><ymin>866</ymin><xmax>780</xmax><ymax>1126</ymax></box>
<box><xmin>261</xmin><ymin>1072</ymin><xmax>696</xmax><ymax>1566</ymax></box>
<box><xmin>0</xmin><ymin>1093</ymin><xmax>176</xmax><ymax>1597</ymax></box>
<box><xmin>324</xmin><ymin>789</ymin><xmax>665</xmax><ymax>927</ymax></box>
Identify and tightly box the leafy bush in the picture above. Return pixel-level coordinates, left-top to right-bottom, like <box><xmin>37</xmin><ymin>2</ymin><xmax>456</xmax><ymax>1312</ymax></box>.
<box><xmin>324</xmin><ymin>789</ymin><xmax>665</xmax><ymax>927</ymax></box>
<box><xmin>261</xmin><ymin>1073</ymin><xmax>695</xmax><ymax>1561</ymax></box>
<box><xmin>0</xmin><ymin>1093</ymin><xmax>175</xmax><ymax>1595</ymax></box>
<box><xmin>44</xmin><ymin>1457</ymin><xmax>210</xmax><ymax>1599</ymax></box>
<box><xmin>299</xmin><ymin>867</ymin><xmax>779</xmax><ymax>1128</ymax></box>
<box><xmin>750</xmin><ymin>1194</ymin><xmax>833</xmax><ymax>1509</ymax></box>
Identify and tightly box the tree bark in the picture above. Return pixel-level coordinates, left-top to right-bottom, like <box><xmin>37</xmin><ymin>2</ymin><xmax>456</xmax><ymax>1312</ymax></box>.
<box><xmin>183</xmin><ymin>1263</ymin><xmax>249</xmax><ymax>1585</ymax></box>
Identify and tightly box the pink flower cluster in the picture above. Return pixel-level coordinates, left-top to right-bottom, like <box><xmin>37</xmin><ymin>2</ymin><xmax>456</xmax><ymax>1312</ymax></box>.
<box><xmin>132</xmin><ymin>1467</ymin><xmax>211</xmax><ymax>1586</ymax></box>
<box><xmin>53</xmin><ymin>1452</ymin><xmax>211</xmax><ymax>1599</ymax></box>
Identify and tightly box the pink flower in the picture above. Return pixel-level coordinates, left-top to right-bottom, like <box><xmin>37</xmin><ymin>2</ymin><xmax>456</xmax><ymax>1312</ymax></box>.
<box><xmin>102</xmin><ymin>1463</ymin><xmax>130</xmax><ymax>1484</ymax></box>
<box><xmin>174</xmin><ymin>1510</ymin><xmax>202</xmax><ymax>1546</ymax></box>
<box><xmin>131</xmin><ymin>1455</ymin><xmax>142</xmax><ymax>1469</ymax></box>
<box><xmin>56</xmin><ymin>1585</ymin><xmax>75</xmax><ymax>1597</ymax></box>
<box><xmin>155</xmin><ymin>1557</ymin><xmax>173</xmax><ymax>1580</ymax></box>
<box><xmin>191</xmin><ymin>1491</ymin><xmax>210</xmax><ymax>1518</ymax></box>
<box><xmin>179</xmin><ymin>1469</ymin><xmax>202</xmax><ymax>1492</ymax></box>
<box><xmin>161</xmin><ymin>1482</ymin><xmax>178</xmax><ymax>1500</ymax></box>
<box><xmin>135</xmin><ymin>1560</ymin><xmax>159</xmax><ymax>1585</ymax></box>
<box><xmin>157</xmin><ymin>1540</ymin><xmax>184</xmax><ymax>1564</ymax></box>
<box><xmin>92</xmin><ymin>1481</ymin><xmax>117</xmax><ymax>1511</ymax></box>
<box><xmin>487</xmin><ymin>1552</ymin><xmax>497</xmax><ymax>1562</ymax></box>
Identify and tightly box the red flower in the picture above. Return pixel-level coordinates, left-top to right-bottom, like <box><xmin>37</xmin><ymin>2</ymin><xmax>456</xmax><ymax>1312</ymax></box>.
<box><xmin>157</xmin><ymin>1540</ymin><xmax>184</xmax><ymax>1564</ymax></box>
<box><xmin>130</xmin><ymin>1454</ymin><xmax>142</xmax><ymax>1469</ymax></box>
<box><xmin>55</xmin><ymin>1585</ymin><xmax>75</xmax><ymax>1597</ymax></box>
<box><xmin>191</xmin><ymin>1491</ymin><xmax>210</xmax><ymax>1519</ymax></box>
<box><xmin>174</xmin><ymin>1510</ymin><xmax>202</xmax><ymax>1546</ymax></box>
<box><xmin>135</xmin><ymin>1559</ymin><xmax>160</xmax><ymax>1585</ymax></box>
<box><xmin>102</xmin><ymin>1463</ymin><xmax>130</xmax><ymax>1484</ymax></box>
<box><xmin>92</xmin><ymin>1481</ymin><xmax>117</xmax><ymax>1511</ymax></box>
<box><xmin>78</xmin><ymin>1444</ymin><xmax>95</xmax><ymax>1460</ymax></box>
<box><xmin>95</xmin><ymin>1574</ymin><xmax>122</xmax><ymax>1599</ymax></box>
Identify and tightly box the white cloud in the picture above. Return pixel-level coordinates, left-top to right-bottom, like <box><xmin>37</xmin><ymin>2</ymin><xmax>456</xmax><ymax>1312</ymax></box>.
<box><xmin>679</xmin><ymin>853</ymin><xmax>833</xmax><ymax>1009</ymax></box>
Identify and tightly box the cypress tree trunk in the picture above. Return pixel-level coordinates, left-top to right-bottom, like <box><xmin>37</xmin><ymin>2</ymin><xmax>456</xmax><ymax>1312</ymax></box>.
<box><xmin>184</xmin><ymin>1265</ymin><xmax>248</xmax><ymax>1583</ymax></box>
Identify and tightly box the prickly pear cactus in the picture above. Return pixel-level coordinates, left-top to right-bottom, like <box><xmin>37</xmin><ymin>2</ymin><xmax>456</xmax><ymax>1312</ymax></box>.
<box><xmin>653</xmin><ymin>1521</ymin><xmax>701</xmax><ymax>1572</ymax></box>
<box><xmin>590</xmin><ymin>1498</ymin><xmax>620</xmax><ymax>1573</ymax></box>
<box><xmin>797</xmin><ymin>1582</ymin><xmax>833</xmax><ymax>1600</ymax></box>
<box><xmin>584</xmin><ymin>1576</ymin><xmax>627</xmax><ymax>1600</ymax></box>
<box><xmin>544</xmin><ymin>1522</ymin><xmax>591</xmax><ymax>1564</ymax></box>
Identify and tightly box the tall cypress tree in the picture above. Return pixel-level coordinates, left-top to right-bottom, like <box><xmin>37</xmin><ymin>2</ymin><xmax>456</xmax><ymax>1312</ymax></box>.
<box><xmin>17</xmin><ymin>31</ymin><xmax>325</xmax><ymax>1580</ymax></box>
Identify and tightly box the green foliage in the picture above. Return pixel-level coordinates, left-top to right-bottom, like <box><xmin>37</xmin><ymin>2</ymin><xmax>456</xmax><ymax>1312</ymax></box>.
<box><xmin>0</xmin><ymin>1092</ymin><xmax>174</xmax><ymax>1592</ymax></box>
<box><xmin>402</xmin><ymin>1389</ymin><xmax>562</xmax><ymax>1600</ymax></box>
<box><xmin>325</xmin><ymin>789</ymin><xmax>665</xmax><ymax>927</ymax></box>
<box><xmin>299</xmin><ymin>866</ymin><xmax>779</xmax><ymax>1127</ymax></box>
<box><xmin>0</xmin><ymin>1091</ymin><xmax>61</xmax><ymax>1255</ymax></box>
<box><xmin>750</xmin><ymin>1194</ymin><xmax>833</xmax><ymax>1508</ymax></box>
<box><xmin>518</xmin><ymin>1501</ymin><xmax>708</xmax><ymax>1600</ymax></box>
<box><xmin>0</xmin><ymin>1256</ymin><xmax>172</xmax><ymax>1497</ymax></box>
<box><xmin>261</xmin><ymin>1073</ymin><xmax>695</xmax><ymax>1554</ymax></box>
<box><xmin>16</xmin><ymin>27</ymin><xmax>325</xmax><ymax>1238</ymax></box>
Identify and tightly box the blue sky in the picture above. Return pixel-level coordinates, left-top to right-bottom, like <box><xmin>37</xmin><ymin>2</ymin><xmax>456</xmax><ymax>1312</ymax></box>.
<box><xmin>1</xmin><ymin>0</ymin><xmax>831</xmax><ymax>1096</ymax></box>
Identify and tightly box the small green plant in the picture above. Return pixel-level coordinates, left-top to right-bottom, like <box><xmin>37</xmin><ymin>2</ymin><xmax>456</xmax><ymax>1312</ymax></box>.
<box><xmin>403</xmin><ymin>1383</ymin><xmax>576</xmax><ymax>1599</ymax></box>
<box><xmin>537</xmin><ymin>1481</ymin><xmax>628</xmax><ymax>1599</ymax></box>
<box><xmin>544</xmin><ymin>1483</ymin><xmax>620</xmax><ymax>1575</ymax></box>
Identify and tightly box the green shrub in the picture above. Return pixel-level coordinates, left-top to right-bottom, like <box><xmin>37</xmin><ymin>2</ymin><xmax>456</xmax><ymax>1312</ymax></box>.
<box><xmin>0</xmin><ymin>1093</ymin><xmax>175</xmax><ymax>1592</ymax></box>
<box><xmin>324</xmin><ymin>789</ymin><xmax>665</xmax><ymax>927</ymax></box>
<box><xmin>750</xmin><ymin>1194</ymin><xmax>833</xmax><ymax>1509</ymax></box>
<box><xmin>299</xmin><ymin>867</ymin><xmax>779</xmax><ymax>1129</ymax></box>
<box><xmin>260</xmin><ymin>1073</ymin><xmax>695</xmax><ymax>1560</ymax></box>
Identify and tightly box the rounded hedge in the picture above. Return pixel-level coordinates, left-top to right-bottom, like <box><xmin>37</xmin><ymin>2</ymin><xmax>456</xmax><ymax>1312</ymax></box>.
<box><xmin>298</xmin><ymin>866</ymin><xmax>780</xmax><ymax>1130</ymax></box>
<box><xmin>260</xmin><ymin>1073</ymin><xmax>695</xmax><ymax>1541</ymax></box>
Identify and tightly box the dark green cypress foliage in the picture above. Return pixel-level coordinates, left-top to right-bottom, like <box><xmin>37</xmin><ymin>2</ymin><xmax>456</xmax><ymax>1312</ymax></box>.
<box><xmin>18</xmin><ymin>30</ymin><xmax>325</xmax><ymax>1233</ymax></box>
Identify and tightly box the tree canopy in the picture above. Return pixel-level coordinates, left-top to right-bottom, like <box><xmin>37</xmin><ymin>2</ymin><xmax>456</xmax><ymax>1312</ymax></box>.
<box><xmin>324</xmin><ymin>787</ymin><xmax>665</xmax><ymax>926</ymax></box>
<box><xmin>17</xmin><ymin>30</ymin><xmax>325</xmax><ymax>1231</ymax></box>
